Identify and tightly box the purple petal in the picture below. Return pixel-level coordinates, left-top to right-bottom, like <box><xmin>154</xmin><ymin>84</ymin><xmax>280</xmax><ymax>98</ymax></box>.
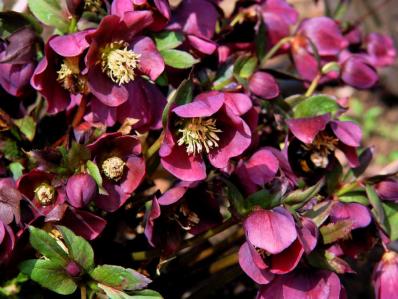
<box><xmin>244</xmin><ymin>149</ymin><xmax>279</xmax><ymax>186</ymax></box>
<box><xmin>376</xmin><ymin>179</ymin><xmax>398</xmax><ymax>202</ymax></box>
<box><xmin>66</xmin><ymin>173</ymin><xmax>97</xmax><ymax>208</ymax></box>
<box><xmin>249</xmin><ymin>72</ymin><xmax>280</xmax><ymax>99</ymax></box>
<box><xmin>157</xmin><ymin>181</ymin><xmax>196</xmax><ymax>205</ymax></box>
<box><xmin>330</xmin><ymin>202</ymin><xmax>371</xmax><ymax>230</ymax></box>
<box><xmin>120</xmin><ymin>155</ymin><xmax>146</xmax><ymax>195</ymax></box>
<box><xmin>49</xmin><ymin>31</ymin><xmax>91</xmax><ymax>57</ymax></box>
<box><xmin>144</xmin><ymin>197</ymin><xmax>161</xmax><ymax>247</ymax></box>
<box><xmin>172</xmin><ymin>91</ymin><xmax>224</xmax><ymax>118</ymax></box>
<box><xmin>331</xmin><ymin>120</ymin><xmax>362</xmax><ymax>147</ymax></box>
<box><xmin>287</xmin><ymin>114</ymin><xmax>330</xmax><ymax>144</ymax></box>
<box><xmin>262</xmin><ymin>0</ymin><xmax>298</xmax><ymax>25</ymax></box>
<box><xmin>271</xmin><ymin>239</ymin><xmax>304</xmax><ymax>274</ymax></box>
<box><xmin>223</xmin><ymin>92</ymin><xmax>252</xmax><ymax>116</ymax></box>
<box><xmin>187</xmin><ymin>35</ymin><xmax>217</xmax><ymax>55</ymax></box>
<box><xmin>365</xmin><ymin>33</ymin><xmax>396</xmax><ymax>67</ymax></box>
<box><xmin>341</xmin><ymin>55</ymin><xmax>378</xmax><ymax>89</ymax></box>
<box><xmin>297</xmin><ymin>217</ymin><xmax>318</xmax><ymax>254</ymax></box>
<box><xmin>244</xmin><ymin>208</ymin><xmax>297</xmax><ymax>254</ymax></box>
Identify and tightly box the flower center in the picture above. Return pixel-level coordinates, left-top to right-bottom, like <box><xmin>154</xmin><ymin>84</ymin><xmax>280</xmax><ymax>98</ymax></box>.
<box><xmin>100</xmin><ymin>41</ymin><xmax>141</xmax><ymax>86</ymax></box>
<box><xmin>177</xmin><ymin>118</ymin><xmax>222</xmax><ymax>155</ymax></box>
<box><xmin>382</xmin><ymin>251</ymin><xmax>398</xmax><ymax>263</ymax></box>
<box><xmin>34</xmin><ymin>183</ymin><xmax>56</xmax><ymax>206</ymax></box>
<box><xmin>57</xmin><ymin>57</ymin><xmax>88</xmax><ymax>94</ymax></box>
<box><xmin>301</xmin><ymin>132</ymin><xmax>339</xmax><ymax>169</ymax></box>
<box><xmin>102</xmin><ymin>156</ymin><xmax>125</xmax><ymax>181</ymax></box>
<box><xmin>84</xmin><ymin>0</ymin><xmax>102</xmax><ymax>12</ymax></box>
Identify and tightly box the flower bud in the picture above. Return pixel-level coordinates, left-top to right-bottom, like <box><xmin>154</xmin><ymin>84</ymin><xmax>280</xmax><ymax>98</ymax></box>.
<box><xmin>66</xmin><ymin>173</ymin><xmax>97</xmax><ymax>208</ymax></box>
<box><xmin>65</xmin><ymin>261</ymin><xmax>81</xmax><ymax>277</ymax></box>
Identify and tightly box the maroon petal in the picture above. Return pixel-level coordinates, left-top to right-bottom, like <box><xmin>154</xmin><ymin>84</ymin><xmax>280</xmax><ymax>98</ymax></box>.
<box><xmin>331</xmin><ymin>120</ymin><xmax>362</xmax><ymax>147</ymax></box>
<box><xmin>144</xmin><ymin>197</ymin><xmax>161</xmax><ymax>247</ymax></box>
<box><xmin>244</xmin><ymin>149</ymin><xmax>279</xmax><ymax>186</ymax></box>
<box><xmin>376</xmin><ymin>179</ymin><xmax>398</xmax><ymax>202</ymax></box>
<box><xmin>0</xmin><ymin>222</ymin><xmax>15</xmax><ymax>262</ymax></box>
<box><xmin>365</xmin><ymin>33</ymin><xmax>396</xmax><ymax>67</ymax></box>
<box><xmin>287</xmin><ymin>114</ymin><xmax>330</xmax><ymax>144</ymax></box>
<box><xmin>244</xmin><ymin>208</ymin><xmax>297</xmax><ymax>254</ymax></box>
<box><xmin>157</xmin><ymin>181</ymin><xmax>196</xmax><ymax>205</ymax></box>
<box><xmin>223</xmin><ymin>92</ymin><xmax>252</xmax><ymax>116</ymax></box>
<box><xmin>131</xmin><ymin>36</ymin><xmax>165</xmax><ymax>81</ymax></box>
<box><xmin>49</xmin><ymin>31</ymin><xmax>91</xmax><ymax>57</ymax></box>
<box><xmin>262</xmin><ymin>0</ymin><xmax>298</xmax><ymax>25</ymax></box>
<box><xmin>330</xmin><ymin>202</ymin><xmax>371</xmax><ymax>230</ymax></box>
<box><xmin>111</xmin><ymin>0</ymin><xmax>134</xmax><ymax>16</ymax></box>
<box><xmin>187</xmin><ymin>35</ymin><xmax>217</xmax><ymax>55</ymax></box>
<box><xmin>271</xmin><ymin>239</ymin><xmax>304</xmax><ymax>274</ymax></box>
<box><xmin>239</xmin><ymin>242</ymin><xmax>274</xmax><ymax>285</ymax></box>
<box><xmin>86</xmin><ymin>97</ymin><xmax>118</xmax><ymax>127</ymax></box>
<box><xmin>341</xmin><ymin>55</ymin><xmax>378</xmax><ymax>89</ymax></box>
<box><xmin>172</xmin><ymin>91</ymin><xmax>224</xmax><ymax>118</ymax></box>
<box><xmin>292</xmin><ymin>45</ymin><xmax>320</xmax><ymax>81</ymax></box>
<box><xmin>338</xmin><ymin>143</ymin><xmax>359</xmax><ymax>168</ymax></box>
<box><xmin>122</xmin><ymin>11</ymin><xmax>154</xmax><ymax>35</ymax></box>
<box><xmin>249</xmin><ymin>72</ymin><xmax>280</xmax><ymax>100</ymax></box>
<box><xmin>66</xmin><ymin>173</ymin><xmax>97</xmax><ymax>208</ymax></box>
<box><xmin>297</xmin><ymin>217</ymin><xmax>318</xmax><ymax>254</ymax></box>
<box><xmin>120</xmin><ymin>155</ymin><xmax>146</xmax><ymax>195</ymax></box>
<box><xmin>94</xmin><ymin>182</ymin><xmax>129</xmax><ymax>212</ymax></box>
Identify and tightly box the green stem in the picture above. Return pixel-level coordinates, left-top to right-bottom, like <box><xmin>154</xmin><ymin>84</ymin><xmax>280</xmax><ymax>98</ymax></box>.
<box><xmin>145</xmin><ymin>133</ymin><xmax>163</xmax><ymax>159</ymax></box>
<box><xmin>260</xmin><ymin>36</ymin><xmax>292</xmax><ymax>67</ymax></box>
<box><xmin>68</xmin><ymin>17</ymin><xmax>78</xmax><ymax>33</ymax></box>
<box><xmin>305</xmin><ymin>73</ymin><xmax>322</xmax><ymax>97</ymax></box>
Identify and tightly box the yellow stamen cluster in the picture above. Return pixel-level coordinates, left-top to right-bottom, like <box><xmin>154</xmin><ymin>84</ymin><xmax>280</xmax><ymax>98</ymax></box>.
<box><xmin>177</xmin><ymin>118</ymin><xmax>222</xmax><ymax>155</ymax></box>
<box><xmin>102</xmin><ymin>156</ymin><xmax>125</xmax><ymax>181</ymax></box>
<box><xmin>57</xmin><ymin>58</ymin><xmax>88</xmax><ymax>94</ymax></box>
<box><xmin>100</xmin><ymin>41</ymin><xmax>141</xmax><ymax>86</ymax></box>
<box><xmin>302</xmin><ymin>132</ymin><xmax>339</xmax><ymax>168</ymax></box>
<box><xmin>84</xmin><ymin>0</ymin><xmax>102</xmax><ymax>12</ymax></box>
<box><xmin>57</xmin><ymin>63</ymin><xmax>73</xmax><ymax>81</ymax></box>
<box><xmin>34</xmin><ymin>183</ymin><xmax>55</xmax><ymax>206</ymax></box>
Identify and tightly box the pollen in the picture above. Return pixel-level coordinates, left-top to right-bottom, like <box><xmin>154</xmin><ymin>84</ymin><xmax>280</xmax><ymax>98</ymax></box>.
<box><xmin>100</xmin><ymin>41</ymin><xmax>141</xmax><ymax>86</ymax></box>
<box><xmin>34</xmin><ymin>183</ymin><xmax>56</xmax><ymax>206</ymax></box>
<box><xmin>177</xmin><ymin>118</ymin><xmax>222</xmax><ymax>155</ymax></box>
<box><xmin>57</xmin><ymin>58</ymin><xmax>88</xmax><ymax>94</ymax></box>
<box><xmin>102</xmin><ymin>156</ymin><xmax>125</xmax><ymax>181</ymax></box>
<box><xmin>84</xmin><ymin>0</ymin><xmax>102</xmax><ymax>12</ymax></box>
<box><xmin>302</xmin><ymin>132</ymin><xmax>338</xmax><ymax>169</ymax></box>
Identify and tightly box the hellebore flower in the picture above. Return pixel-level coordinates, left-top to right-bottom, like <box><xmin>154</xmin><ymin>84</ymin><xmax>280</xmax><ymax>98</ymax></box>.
<box><xmin>287</xmin><ymin>114</ymin><xmax>362</xmax><ymax>178</ymax></box>
<box><xmin>238</xmin><ymin>208</ymin><xmax>317</xmax><ymax>284</ymax></box>
<box><xmin>31</xmin><ymin>31</ymin><xmax>91</xmax><ymax>114</ymax></box>
<box><xmin>376</xmin><ymin>179</ymin><xmax>398</xmax><ymax>202</ymax></box>
<box><xmin>0</xmin><ymin>220</ymin><xmax>15</xmax><ymax>263</ymax></box>
<box><xmin>111</xmin><ymin>0</ymin><xmax>170</xmax><ymax>31</ymax></box>
<box><xmin>248</xmin><ymin>71</ymin><xmax>280</xmax><ymax>100</ymax></box>
<box><xmin>66</xmin><ymin>173</ymin><xmax>97</xmax><ymax>208</ymax></box>
<box><xmin>160</xmin><ymin>91</ymin><xmax>252</xmax><ymax>181</ymax></box>
<box><xmin>145</xmin><ymin>180</ymin><xmax>222</xmax><ymax>256</ymax></box>
<box><xmin>0</xmin><ymin>27</ymin><xmax>37</xmax><ymax>96</ymax></box>
<box><xmin>372</xmin><ymin>251</ymin><xmax>398</xmax><ymax>299</ymax></box>
<box><xmin>0</xmin><ymin>177</ymin><xmax>22</xmax><ymax>225</ymax></box>
<box><xmin>340</xmin><ymin>54</ymin><xmax>378</xmax><ymax>89</ymax></box>
<box><xmin>168</xmin><ymin>0</ymin><xmax>218</xmax><ymax>54</ymax></box>
<box><xmin>365</xmin><ymin>33</ymin><xmax>396</xmax><ymax>68</ymax></box>
<box><xmin>88</xmin><ymin>132</ymin><xmax>145</xmax><ymax>212</ymax></box>
<box><xmin>85</xmin><ymin>14</ymin><xmax>164</xmax><ymax>107</ymax></box>
<box><xmin>257</xmin><ymin>269</ymin><xmax>342</xmax><ymax>299</ymax></box>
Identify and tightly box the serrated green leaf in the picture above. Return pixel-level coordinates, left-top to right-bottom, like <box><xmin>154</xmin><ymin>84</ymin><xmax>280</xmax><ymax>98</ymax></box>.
<box><xmin>233</xmin><ymin>55</ymin><xmax>258</xmax><ymax>80</ymax></box>
<box><xmin>154</xmin><ymin>31</ymin><xmax>184</xmax><ymax>51</ymax></box>
<box><xmin>56</xmin><ymin>226</ymin><xmax>94</xmax><ymax>271</ymax></box>
<box><xmin>283</xmin><ymin>178</ymin><xmax>325</xmax><ymax>209</ymax></box>
<box><xmin>293</xmin><ymin>95</ymin><xmax>339</xmax><ymax>118</ymax></box>
<box><xmin>338</xmin><ymin>191</ymin><xmax>369</xmax><ymax>205</ymax></box>
<box><xmin>90</xmin><ymin>265</ymin><xmax>151</xmax><ymax>291</ymax></box>
<box><xmin>383</xmin><ymin>202</ymin><xmax>398</xmax><ymax>240</ymax></box>
<box><xmin>19</xmin><ymin>259</ymin><xmax>77</xmax><ymax>295</ymax></box>
<box><xmin>9</xmin><ymin>161</ymin><xmax>24</xmax><ymax>180</ymax></box>
<box><xmin>160</xmin><ymin>49</ymin><xmax>199</xmax><ymax>69</ymax></box>
<box><xmin>14</xmin><ymin>116</ymin><xmax>36</xmax><ymax>141</ymax></box>
<box><xmin>320</xmin><ymin>220</ymin><xmax>353</xmax><ymax>244</ymax></box>
<box><xmin>28</xmin><ymin>0</ymin><xmax>69</xmax><ymax>33</ymax></box>
<box><xmin>98</xmin><ymin>285</ymin><xmax>163</xmax><ymax>299</ymax></box>
<box><xmin>304</xmin><ymin>201</ymin><xmax>334</xmax><ymax>227</ymax></box>
<box><xmin>86</xmin><ymin>160</ymin><xmax>108</xmax><ymax>195</ymax></box>
<box><xmin>28</xmin><ymin>226</ymin><xmax>69</xmax><ymax>266</ymax></box>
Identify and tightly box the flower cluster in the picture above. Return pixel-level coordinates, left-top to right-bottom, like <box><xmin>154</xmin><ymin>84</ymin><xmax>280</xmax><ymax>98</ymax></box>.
<box><xmin>0</xmin><ymin>0</ymin><xmax>397</xmax><ymax>298</ymax></box>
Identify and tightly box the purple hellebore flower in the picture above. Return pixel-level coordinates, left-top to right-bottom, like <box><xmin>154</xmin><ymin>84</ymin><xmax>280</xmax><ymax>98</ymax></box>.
<box><xmin>287</xmin><ymin>114</ymin><xmax>362</xmax><ymax>177</ymax></box>
<box><xmin>238</xmin><ymin>208</ymin><xmax>317</xmax><ymax>284</ymax></box>
<box><xmin>365</xmin><ymin>33</ymin><xmax>396</xmax><ymax>68</ymax></box>
<box><xmin>168</xmin><ymin>0</ymin><xmax>218</xmax><ymax>55</ymax></box>
<box><xmin>160</xmin><ymin>91</ymin><xmax>252</xmax><ymax>181</ymax></box>
<box><xmin>85</xmin><ymin>14</ymin><xmax>164</xmax><ymax>107</ymax></box>
<box><xmin>372</xmin><ymin>251</ymin><xmax>398</xmax><ymax>299</ymax></box>
<box><xmin>111</xmin><ymin>0</ymin><xmax>170</xmax><ymax>31</ymax></box>
<box><xmin>0</xmin><ymin>220</ymin><xmax>15</xmax><ymax>263</ymax></box>
<box><xmin>84</xmin><ymin>77</ymin><xmax>166</xmax><ymax>131</ymax></box>
<box><xmin>340</xmin><ymin>53</ymin><xmax>378</xmax><ymax>89</ymax></box>
<box><xmin>376</xmin><ymin>179</ymin><xmax>398</xmax><ymax>202</ymax></box>
<box><xmin>31</xmin><ymin>31</ymin><xmax>91</xmax><ymax>114</ymax></box>
<box><xmin>0</xmin><ymin>177</ymin><xmax>22</xmax><ymax>225</ymax></box>
<box><xmin>145</xmin><ymin>180</ymin><xmax>222</xmax><ymax>256</ymax></box>
<box><xmin>257</xmin><ymin>269</ymin><xmax>342</xmax><ymax>299</ymax></box>
<box><xmin>66</xmin><ymin>173</ymin><xmax>97</xmax><ymax>208</ymax></box>
<box><xmin>88</xmin><ymin>132</ymin><xmax>145</xmax><ymax>212</ymax></box>
<box><xmin>0</xmin><ymin>27</ymin><xmax>37</xmax><ymax>96</ymax></box>
<box><xmin>248</xmin><ymin>71</ymin><xmax>280</xmax><ymax>100</ymax></box>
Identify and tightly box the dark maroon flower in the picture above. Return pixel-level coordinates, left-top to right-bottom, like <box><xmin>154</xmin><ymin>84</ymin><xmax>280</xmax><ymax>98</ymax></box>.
<box><xmin>111</xmin><ymin>0</ymin><xmax>170</xmax><ymax>31</ymax></box>
<box><xmin>372</xmin><ymin>251</ymin><xmax>398</xmax><ymax>299</ymax></box>
<box><xmin>287</xmin><ymin>114</ymin><xmax>362</xmax><ymax>177</ymax></box>
<box><xmin>0</xmin><ymin>177</ymin><xmax>22</xmax><ymax>225</ymax></box>
<box><xmin>168</xmin><ymin>0</ymin><xmax>218</xmax><ymax>54</ymax></box>
<box><xmin>376</xmin><ymin>179</ymin><xmax>398</xmax><ymax>202</ymax></box>
<box><xmin>249</xmin><ymin>71</ymin><xmax>280</xmax><ymax>100</ymax></box>
<box><xmin>257</xmin><ymin>269</ymin><xmax>342</xmax><ymax>299</ymax></box>
<box><xmin>88</xmin><ymin>132</ymin><xmax>145</xmax><ymax>212</ymax></box>
<box><xmin>85</xmin><ymin>14</ymin><xmax>164</xmax><ymax>107</ymax></box>
<box><xmin>145</xmin><ymin>180</ymin><xmax>222</xmax><ymax>256</ymax></box>
<box><xmin>160</xmin><ymin>91</ymin><xmax>252</xmax><ymax>181</ymax></box>
<box><xmin>365</xmin><ymin>33</ymin><xmax>396</xmax><ymax>68</ymax></box>
<box><xmin>17</xmin><ymin>169</ymin><xmax>67</xmax><ymax>222</ymax></box>
<box><xmin>0</xmin><ymin>220</ymin><xmax>15</xmax><ymax>263</ymax></box>
<box><xmin>0</xmin><ymin>27</ymin><xmax>37</xmax><ymax>96</ymax></box>
<box><xmin>66</xmin><ymin>173</ymin><xmax>97</xmax><ymax>208</ymax></box>
<box><xmin>31</xmin><ymin>31</ymin><xmax>91</xmax><ymax>114</ymax></box>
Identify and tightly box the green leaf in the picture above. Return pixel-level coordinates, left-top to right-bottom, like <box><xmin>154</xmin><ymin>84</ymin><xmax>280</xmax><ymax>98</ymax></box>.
<box><xmin>160</xmin><ymin>49</ymin><xmax>199</xmax><ymax>69</ymax></box>
<box><xmin>130</xmin><ymin>289</ymin><xmax>163</xmax><ymax>298</ymax></box>
<box><xmin>304</xmin><ymin>201</ymin><xmax>334</xmax><ymax>227</ymax></box>
<box><xmin>245</xmin><ymin>189</ymin><xmax>282</xmax><ymax>211</ymax></box>
<box><xmin>19</xmin><ymin>259</ymin><xmax>77</xmax><ymax>295</ymax></box>
<box><xmin>86</xmin><ymin>160</ymin><xmax>108</xmax><ymax>195</ymax></box>
<box><xmin>161</xmin><ymin>79</ymin><xmax>193</xmax><ymax>128</ymax></box>
<box><xmin>67</xmin><ymin>142</ymin><xmax>90</xmax><ymax>171</ymax></box>
<box><xmin>56</xmin><ymin>226</ymin><xmax>94</xmax><ymax>271</ymax></box>
<box><xmin>255</xmin><ymin>18</ymin><xmax>266</xmax><ymax>61</ymax></box>
<box><xmin>338</xmin><ymin>191</ymin><xmax>369</xmax><ymax>205</ymax></box>
<box><xmin>293</xmin><ymin>95</ymin><xmax>339</xmax><ymax>118</ymax></box>
<box><xmin>320</xmin><ymin>220</ymin><xmax>352</xmax><ymax>244</ymax></box>
<box><xmin>9</xmin><ymin>161</ymin><xmax>24</xmax><ymax>180</ymax></box>
<box><xmin>14</xmin><ymin>116</ymin><xmax>36</xmax><ymax>141</ymax></box>
<box><xmin>233</xmin><ymin>55</ymin><xmax>258</xmax><ymax>80</ymax></box>
<box><xmin>28</xmin><ymin>226</ymin><xmax>69</xmax><ymax>267</ymax></box>
<box><xmin>90</xmin><ymin>265</ymin><xmax>151</xmax><ymax>291</ymax></box>
<box><xmin>283</xmin><ymin>178</ymin><xmax>325</xmax><ymax>210</ymax></box>
<box><xmin>98</xmin><ymin>285</ymin><xmax>163</xmax><ymax>299</ymax></box>
<box><xmin>154</xmin><ymin>31</ymin><xmax>184</xmax><ymax>51</ymax></box>
<box><xmin>307</xmin><ymin>249</ymin><xmax>353</xmax><ymax>274</ymax></box>
<box><xmin>27</xmin><ymin>0</ymin><xmax>69</xmax><ymax>33</ymax></box>
<box><xmin>383</xmin><ymin>202</ymin><xmax>398</xmax><ymax>240</ymax></box>
<box><xmin>366</xmin><ymin>185</ymin><xmax>387</xmax><ymax>231</ymax></box>
<box><xmin>221</xmin><ymin>178</ymin><xmax>246</xmax><ymax>215</ymax></box>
